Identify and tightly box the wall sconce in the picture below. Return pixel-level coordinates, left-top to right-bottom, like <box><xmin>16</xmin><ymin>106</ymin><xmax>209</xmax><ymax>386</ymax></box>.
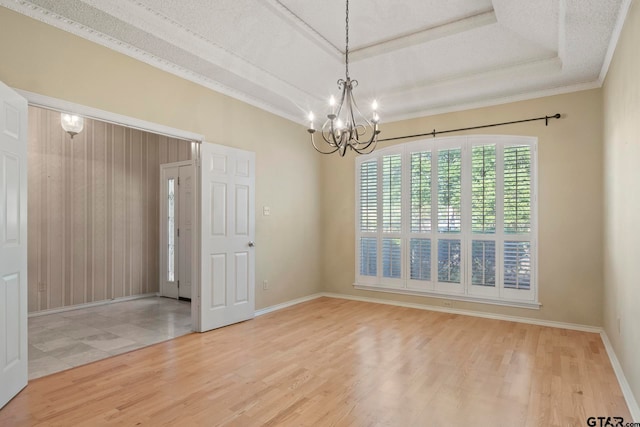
<box><xmin>61</xmin><ymin>113</ymin><xmax>84</xmax><ymax>139</ymax></box>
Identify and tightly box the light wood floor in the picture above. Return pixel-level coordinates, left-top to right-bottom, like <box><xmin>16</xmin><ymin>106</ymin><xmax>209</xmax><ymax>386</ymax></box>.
<box><xmin>0</xmin><ymin>297</ymin><xmax>630</xmax><ymax>426</ymax></box>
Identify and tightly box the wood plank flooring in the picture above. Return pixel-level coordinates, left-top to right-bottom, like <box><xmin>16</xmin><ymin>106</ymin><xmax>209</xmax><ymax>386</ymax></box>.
<box><xmin>0</xmin><ymin>297</ymin><xmax>631</xmax><ymax>426</ymax></box>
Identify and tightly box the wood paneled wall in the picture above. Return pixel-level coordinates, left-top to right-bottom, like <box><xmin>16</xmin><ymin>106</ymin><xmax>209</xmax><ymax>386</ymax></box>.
<box><xmin>27</xmin><ymin>106</ymin><xmax>192</xmax><ymax>313</ymax></box>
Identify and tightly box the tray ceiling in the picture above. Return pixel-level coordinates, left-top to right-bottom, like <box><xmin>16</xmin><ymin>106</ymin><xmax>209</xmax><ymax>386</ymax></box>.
<box><xmin>0</xmin><ymin>0</ymin><xmax>630</xmax><ymax>124</ymax></box>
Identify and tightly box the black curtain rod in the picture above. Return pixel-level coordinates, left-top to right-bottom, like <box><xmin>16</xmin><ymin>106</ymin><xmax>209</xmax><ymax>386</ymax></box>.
<box><xmin>378</xmin><ymin>113</ymin><xmax>562</xmax><ymax>143</ymax></box>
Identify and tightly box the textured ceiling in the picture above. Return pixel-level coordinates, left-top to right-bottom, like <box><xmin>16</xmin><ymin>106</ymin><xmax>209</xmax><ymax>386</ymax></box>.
<box><xmin>0</xmin><ymin>0</ymin><xmax>630</xmax><ymax>125</ymax></box>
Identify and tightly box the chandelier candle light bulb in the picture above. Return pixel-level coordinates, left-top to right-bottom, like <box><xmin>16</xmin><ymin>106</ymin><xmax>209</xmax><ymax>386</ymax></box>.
<box><xmin>308</xmin><ymin>112</ymin><xmax>315</xmax><ymax>130</ymax></box>
<box><xmin>306</xmin><ymin>0</ymin><xmax>381</xmax><ymax>156</ymax></box>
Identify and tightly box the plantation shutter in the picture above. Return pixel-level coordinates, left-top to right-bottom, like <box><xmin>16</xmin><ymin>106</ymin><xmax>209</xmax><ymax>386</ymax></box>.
<box><xmin>382</xmin><ymin>154</ymin><xmax>402</xmax><ymax>233</ymax></box>
<box><xmin>360</xmin><ymin>238</ymin><xmax>377</xmax><ymax>277</ymax></box>
<box><xmin>504</xmin><ymin>146</ymin><xmax>531</xmax><ymax>234</ymax></box>
<box><xmin>504</xmin><ymin>241</ymin><xmax>531</xmax><ymax>289</ymax></box>
<box><xmin>355</xmin><ymin>136</ymin><xmax>536</xmax><ymax>305</ymax></box>
<box><xmin>411</xmin><ymin>151</ymin><xmax>431</xmax><ymax>232</ymax></box>
<box><xmin>437</xmin><ymin>148</ymin><xmax>461</xmax><ymax>233</ymax></box>
<box><xmin>471</xmin><ymin>240</ymin><xmax>496</xmax><ymax>286</ymax></box>
<box><xmin>382</xmin><ymin>154</ymin><xmax>402</xmax><ymax>279</ymax></box>
<box><xmin>471</xmin><ymin>145</ymin><xmax>496</xmax><ymax>233</ymax></box>
<box><xmin>410</xmin><ymin>238</ymin><xmax>431</xmax><ymax>281</ymax></box>
<box><xmin>358</xmin><ymin>160</ymin><xmax>378</xmax><ymax>277</ymax></box>
<box><xmin>359</xmin><ymin>160</ymin><xmax>378</xmax><ymax>232</ymax></box>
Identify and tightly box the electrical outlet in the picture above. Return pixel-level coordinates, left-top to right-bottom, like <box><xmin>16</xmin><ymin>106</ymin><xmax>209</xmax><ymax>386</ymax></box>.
<box><xmin>443</xmin><ymin>300</ymin><xmax>453</xmax><ymax>308</ymax></box>
<box><xmin>263</xmin><ymin>206</ymin><xmax>271</xmax><ymax>216</ymax></box>
<box><xmin>263</xmin><ymin>280</ymin><xmax>269</xmax><ymax>290</ymax></box>
<box><xmin>38</xmin><ymin>282</ymin><xmax>46</xmax><ymax>292</ymax></box>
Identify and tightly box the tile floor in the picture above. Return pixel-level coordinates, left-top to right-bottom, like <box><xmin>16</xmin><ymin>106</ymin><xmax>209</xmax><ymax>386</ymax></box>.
<box><xmin>28</xmin><ymin>297</ymin><xmax>191</xmax><ymax>379</ymax></box>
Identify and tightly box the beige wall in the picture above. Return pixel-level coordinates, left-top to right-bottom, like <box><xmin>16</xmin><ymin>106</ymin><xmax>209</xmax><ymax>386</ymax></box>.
<box><xmin>320</xmin><ymin>88</ymin><xmax>604</xmax><ymax>326</ymax></box>
<box><xmin>603</xmin><ymin>0</ymin><xmax>640</xmax><ymax>410</ymax></box>
<box><xmin>0</xmin><ymin>7</ymin><xmax>323</xmax><ymax>310</ymax></box>
<box><xmin>27</xmin><ymin>106</ymin><xmax>191</xmax><ymax>312</ymax></box>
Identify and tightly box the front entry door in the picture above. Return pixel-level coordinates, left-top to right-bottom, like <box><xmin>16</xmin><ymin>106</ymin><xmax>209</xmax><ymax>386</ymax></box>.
<box><xmin>199</xmin><ymin>142</ymin><xmax>255</xmax><ymax>332</ymax></box>
<box><xmin>160</xmin><ymin>161</ymin><xmax>194</xmax><ymax>300</ymax></box>
<box><xmin>0</xmin><ymin>81</ymin><xmax>28</xmax><ymax>409</ymax></box>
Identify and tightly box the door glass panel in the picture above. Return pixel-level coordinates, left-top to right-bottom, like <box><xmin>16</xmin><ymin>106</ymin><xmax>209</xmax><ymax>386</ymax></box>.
<box><xmin>168</xmin><ymin>178</ymin><xmax>175</xmax><ymax>282</ymax></box>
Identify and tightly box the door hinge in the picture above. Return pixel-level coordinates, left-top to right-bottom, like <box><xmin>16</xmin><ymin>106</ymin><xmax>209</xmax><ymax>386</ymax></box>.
<box><xmin>178</xmin><ymin>176</ymin><xmax>180</xmax><ymax>185</ymax></box>
<box><xmin>177</xmin><ymin>280</ymin><xmax>180</xmax><ymax>288</ymax></box>
<box><xmin>177</xmin><ymin>228</ymin><xmax>180</xmax><ymax>237</ymax></box>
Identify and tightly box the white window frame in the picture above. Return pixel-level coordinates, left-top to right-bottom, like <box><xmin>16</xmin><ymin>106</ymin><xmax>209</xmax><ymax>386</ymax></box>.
<box><xmin>354</xmin><ymin>135</ymin><xmax>539</xmax><ymax>309</ymax></box>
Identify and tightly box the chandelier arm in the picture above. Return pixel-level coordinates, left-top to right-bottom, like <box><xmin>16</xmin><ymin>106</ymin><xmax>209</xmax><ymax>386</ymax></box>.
<box><xmin>320</xmin><ymin>120</ymin><xmax>339</xmax><ymax>146</ymax></box>
<box><xmin>349</xmin><ymin>93</ymin><xmax>374</xmax><ymax>130</ymax></box>
<box><xmin>339</xmin><ymin>140</ymin><xmax>348</xmax><ymax>157</ymax></box>
<box><xmin>346</xmin><ymin>97</ymin><xmax>374</xmax><ymax>147</ymax></box>
<box><xmin>336</xmin><ymin>81</ymin><xmax>348</xmax><ymax>118</ymax></box>
<box><xmin>355</xmin><ymin>123</ymin><xmax>380</xmax><ymax>150</ymax></box>
<box><xmin>348</xmin><ymin>96</ymin><xmax>358</xmax><ymax>139</ymax></box>
<box><xmin>351</xmin><ymin>132</ymin><xmax>379</xmax><ymax>154</ymax></box>
<box><xmin>327</xmin><ymin>116</ymin><xmax>345</xmax><ymax>150</ymax></box>
<box><xmin>311</xmin><ymin>133</ymin><xmax>341</xmax><ymax>155</ymax></box>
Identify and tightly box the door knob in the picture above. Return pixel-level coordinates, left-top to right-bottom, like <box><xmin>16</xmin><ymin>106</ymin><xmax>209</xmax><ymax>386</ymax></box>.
<box><xmin>248</xmin><ymin>241</ymin><xmax>255</xmax><ymax>247</ymax></box>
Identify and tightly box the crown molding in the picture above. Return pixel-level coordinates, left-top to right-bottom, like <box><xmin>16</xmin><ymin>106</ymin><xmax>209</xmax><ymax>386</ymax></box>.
<box><xmin>598</xmin><ymin>0</ymin><xmax>633</xmax><ymax>84</ymax></box>
<box><xmin>349</xmin><ymin>10</ymin><xmax>497</xmax><ymax>61</ymax></box>
<box><xmin>384</xmin><ymin>80</ymin><xmax>601</xmax><ymax>124</ymax></box>
<box><xmin>387</xmin><ymin>55</ymin><xmax>562</xmax><ymax>100</ymax></box>
<box><xmin>266</xmin><ymin>1</ymin><xmax>497</xmax><ymax>63</ymax></box>
<box><xmin>263</xmin><ymin>0</ymin><xmax>342</xmax><ymax>58</ymax></box>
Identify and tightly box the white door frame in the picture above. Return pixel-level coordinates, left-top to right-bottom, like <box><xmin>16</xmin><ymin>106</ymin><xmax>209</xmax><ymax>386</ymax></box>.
<box><xmin>15</xmin><ymin>90</ymin><xmax>206</xmax><ymax>331</ymax></box>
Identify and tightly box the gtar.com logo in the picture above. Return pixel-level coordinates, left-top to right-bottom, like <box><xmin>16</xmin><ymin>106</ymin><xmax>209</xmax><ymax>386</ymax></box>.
<box><xmin>586</xmin><ymin>417</ymin><xmax>624</xmax><ymax>427</ymax></box>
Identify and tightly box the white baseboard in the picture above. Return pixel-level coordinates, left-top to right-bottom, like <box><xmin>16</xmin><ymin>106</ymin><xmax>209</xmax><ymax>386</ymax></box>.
<box><xmin>254</xmin><ymin>293</ymin><xmax>324</xmax><ymax>317</ymax></box>
<box><xmin>600</xmin><ymin>331</ymin><xmax>640</xmax><ymax>422</ymax></box>
<box><xmin>255</xmin><ymin>291</ymin><xmax>600</xmax><ymax>332</ymax></box>
<box><xmin>28</xmin><ymin>293</ymin><xmax>160</xmax><ymax>317</ymax></box>
<box><xmin>321</xmin><ymin>292</ymin><xmax>602</xmax><ymax>333</ymax></box>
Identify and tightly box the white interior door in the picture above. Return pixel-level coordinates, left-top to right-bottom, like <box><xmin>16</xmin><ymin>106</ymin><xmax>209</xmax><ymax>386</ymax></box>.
<box><xmin>199</xmin><ymin>142</ymin><xmax>255</xmax><ymax>332</ymax></box>
<box><xmin>177</xmin><ymin>164</ymin><xmax>193</xmax><ymax>300</ymax></box>
<box><xmin>0</xmin><ymin>82</ymin><xmax>28</xmax><ymax>409</ymax></box>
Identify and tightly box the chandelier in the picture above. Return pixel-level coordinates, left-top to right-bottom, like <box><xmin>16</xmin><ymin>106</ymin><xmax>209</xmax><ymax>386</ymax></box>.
<box><xmin>307</xmin><ymin>0</ymin><xmax>380</xmax><ymax>156</ymax></box>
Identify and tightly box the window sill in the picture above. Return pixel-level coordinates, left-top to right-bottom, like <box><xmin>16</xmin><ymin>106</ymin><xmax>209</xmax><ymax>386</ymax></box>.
<box><xmin>353</xmin><ymin>283</ymin><xmax>541</xmax><ymax>310</ymax></box>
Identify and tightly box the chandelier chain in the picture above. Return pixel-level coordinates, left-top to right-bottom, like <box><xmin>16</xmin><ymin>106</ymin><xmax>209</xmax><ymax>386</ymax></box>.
<box><xmin>345</xmin><ymin>0</ymin><xmax>349</xmax><ymax>78</ymax></box>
